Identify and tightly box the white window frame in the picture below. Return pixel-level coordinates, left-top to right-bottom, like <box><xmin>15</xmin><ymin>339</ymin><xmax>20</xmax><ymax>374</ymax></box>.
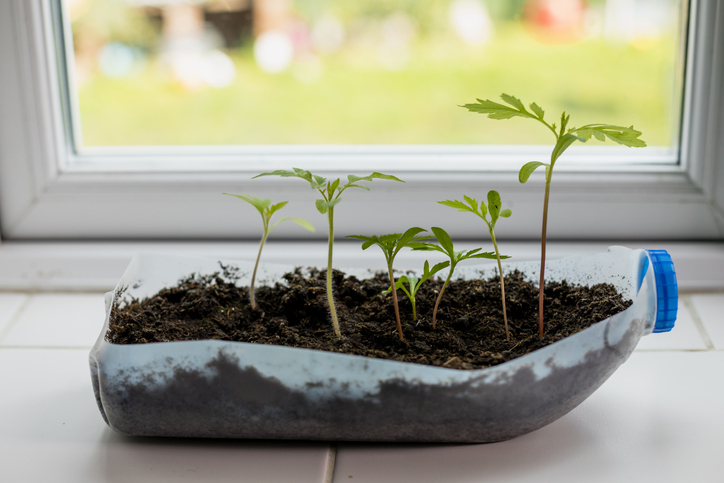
<box><xmin>0</xmin><ymin>0</ymin><xmax>722</xmax><ymax>241</ymax></box>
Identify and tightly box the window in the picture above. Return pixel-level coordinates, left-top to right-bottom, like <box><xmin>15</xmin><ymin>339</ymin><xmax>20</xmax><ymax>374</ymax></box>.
<box><xmin>0</xmin><ymin>0</ymin><xmax>722</xmax><ymax>241</ymax></box>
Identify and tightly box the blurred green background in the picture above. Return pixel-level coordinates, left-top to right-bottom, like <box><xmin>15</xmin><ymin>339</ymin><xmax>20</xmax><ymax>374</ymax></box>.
<box><xmin>67</xmin><ymin>0</ymin><xmax>683</xmax><ymax>147</ymax></box>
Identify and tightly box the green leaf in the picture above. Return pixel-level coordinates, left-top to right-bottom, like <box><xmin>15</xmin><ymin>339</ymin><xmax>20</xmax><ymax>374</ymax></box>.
<box><xmin>317</xmin><ymin>197</ymin><xmax>342</xmax><ymax>212</ymax></box>
<box><xmin>253</xmin><ymin>168</ymin><xmax>319</xmax><ymax>188</ymax></box>
<box><xmin>499</xmin><ymin>208</ymin><xmax>512</xmax><ymax>218</ymax></box>
<box><xmin>551</xmin><ymin>132</ymin><xmax>586</xmax><ymax>163</ymax></box>
<box><xmin>329</xmin><ymin>178</ymin><xmax>340</xmax><ymax>194</ymax></box>
<box><xmin>574</xmin><ymin>124</ymin><xmax>647</xmax><ymax>148</ymax></box>
<box><xmin>462</xmin><ymin>250</ymin><xmax>498</xmax><ymax>260</ymax></box>
<box><xmin>311</xmin><ymin>175</ymin><xmax>327</xmax><ymax>190</ymax></box>
<box><xmin>559</xmin><ymin>112</ymin><xmax>570</xmax><ymax>134</ymax></box>
<box><xmin>461</xmin><ymin>98</ymin><xmax>532</xmax><ymax>121</ymax></box>
<box><xmin>344</xmin><ymin>184</ymin><xmax>371</xmax><ymax>191</ymax></box>
<box><xmin>500</xmin><ymin>93</ymin><xmax>527</xmax><ymax>112</ymax></box>
<box><xmin>314</xmin><ymin>198</ymin><xmax>329</xmax><ymax>214</ymax></box>
<box><xmin>369</xmin><ymin>172</ymin><xmax>405</xmax><ymax>182</ymax></box>
<box><xmin>270</xmin><ymin>217</ymin><xmax>315</xmax><ymax>232</ymax></box>
<box><xmin>487</xmin><ymin>190</ymin><xmax>502</xmax><ymax>223</ymax></box>
<box><xmin>396</xmin><ymin>227</ymin><xmax>427</xmax><ymax>255</ymax></box>
<box><xmin>463</xmin><ymin>195</ymin><xmax>478</xmax><ymax>212</ymax></box>
<box><xmin>438</xmin><ymin>199</ymin><xmax>472</xmax><ymax>213</ymax></box>
<box><xmin>518</xmin><ymin>161</ymin><xmax>549</xmax><ymax>183</ymax></box>
<box><xmin>347</xmin><ymin>172</ymin><xmax>405</xmax><ymax>186</ymax></box>
<box><xmin>530</xmin><ymin>102</ymin><xmax>545</xmax><ymax>120</ymax></box>
<box><xmin>268</xmin><ymin>201</ymin><xmax>289</xmax><ymax>217</ymax></box>
<box><xmin>430</xmin><ymin>226</ymin><xmax>454</xmax><ymax>255</ymax></box>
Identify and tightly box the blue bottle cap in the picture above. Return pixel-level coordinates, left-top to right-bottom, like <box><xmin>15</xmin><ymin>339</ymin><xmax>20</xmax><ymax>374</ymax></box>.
<box><xmin>647</xmin><ymin>250</ymin><xmax>678</xmax><ymax>333</ymax></box>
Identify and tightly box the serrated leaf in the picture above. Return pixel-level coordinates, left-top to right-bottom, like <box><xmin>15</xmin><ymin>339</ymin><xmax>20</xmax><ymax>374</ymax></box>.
<box><xmin>438</xmin><ymin>199</ymin><xmax>471</xmax><ymax>213</ymax></box>
<box><xmin>530</xmin><ymin>102</ymin><xmax>545</xmax><ymax>120</ymax></box>
<box><xmin>560</xmin><ymin>112</ymin><xmax>570</xmax><ymax>134</ymax></box>
<box><xmin>462</xmin><ymin>99</ymin><xmax>532</xmax><ymax>120</ymax></box>
<box><xmin>463</xmin><ymin>251</ymin><xmax>498</xmax><ymax>260</ymax></box>
<box><xmin>500</xmin><ymin>93</ymin><xmax>526</xmax><ymax>112</ymax></box>
<box><xmin>574</xmin><ymin>124</ymin><xmax>647</xmax><ymax>147</ymax></box>
<box><xmin>463</xmin><ymin>195</ymin><xmax>478</xmax><ymax>212</ymax></box>
<box><xmin>518</xmin><ymin>161</ymin><xmax>549</xmax><ymax>183</ymax></box>
<box><xmin>252</xmin><ymin>169</ymin><xmax>296</xmax><ymax>179</ymax></box>
<box><xmin>347</xmin><ymin>172</ymin><xmax>405</xmax><ymax>186</ymax></box>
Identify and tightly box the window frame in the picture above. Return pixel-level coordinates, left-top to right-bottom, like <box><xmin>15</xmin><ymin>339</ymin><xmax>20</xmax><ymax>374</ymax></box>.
<box><xmin>0</xmin><ymin>0</ymin><xmax>722</xmax><ymax>241</ymax></box>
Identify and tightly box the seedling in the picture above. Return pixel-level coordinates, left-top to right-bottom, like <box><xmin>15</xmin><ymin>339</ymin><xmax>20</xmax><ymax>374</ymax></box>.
<box><xmin>386</xmin><ymin>260</ymin><xmax>449</xmax><ymax>322</ymax></box>
<box><xmin>254</xmin><ymin>168</ymin><xmax>404</xmax><ymax>338</ymax></box>
<box><xmin>348</xmin><ymin>227</ymin><xmax>431</xmax><ymax>340</ymax></box>
<box><xmin>411</xmin><ymin>226</ymin><xmax>497</xmax><ymax>328</ymax></box>
<box><xmin>223</xmin><ymin>194</ymin><xmax>314</xmax><ymax>310</ymax></box>
<box><xmin>439</xmin><ymin>191</ymin><xmax>512</xmax><ymax>340</ymax></box>
<box><xmin>463</xmin><ymin>94</ymin><xmax>646</xmax><ymax>337</ymax></box>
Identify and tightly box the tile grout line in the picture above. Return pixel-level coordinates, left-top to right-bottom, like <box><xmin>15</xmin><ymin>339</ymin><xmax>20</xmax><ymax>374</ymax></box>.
<box><xmin>324</xmin><ymin>444</ymin><xmax>338</xmax><ymax>483</ymax></box>
<box><xmin>0</xmin><ymin>293</ymin><xmax>34</xmax><ymax>345</ymax></box>
<box><xmin>682</xmin><ymin>295</ymin><xmax>716</xmax><ymax>351</ymax></box>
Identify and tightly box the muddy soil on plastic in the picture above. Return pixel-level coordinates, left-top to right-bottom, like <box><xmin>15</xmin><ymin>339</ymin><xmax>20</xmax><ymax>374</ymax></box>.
<box><xmin>107</xmin><ymin>266</ymin><xmax>632</xmax><ymax>370</ymax></box>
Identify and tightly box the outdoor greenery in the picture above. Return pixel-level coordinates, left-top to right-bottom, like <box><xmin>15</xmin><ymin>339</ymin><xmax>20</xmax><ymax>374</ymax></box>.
<box><xmin>76</xmin><ymin>24</ymin><xmax>676</xmax><ymax>147</ymax></box>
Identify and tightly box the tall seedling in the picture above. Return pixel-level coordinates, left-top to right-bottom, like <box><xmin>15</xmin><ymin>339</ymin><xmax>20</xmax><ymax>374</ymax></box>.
<box><xmin>463</xmin><ymin>94</ymin><xmax>646</xmax><ymax>337</ymax></box>
<box><xmin>254</xmin><ymin>168</ymin><xmax>404</xmax><ymax>338</ymax></box>
<box><xmin>222</xmin><ymin>194</ymin><xmax>314</xmax><ymax>310</ymax></box>
<box><xmin>439</xmin><ymin>191</ymin><xmax>512</xmax><ymax>339</ymax></box>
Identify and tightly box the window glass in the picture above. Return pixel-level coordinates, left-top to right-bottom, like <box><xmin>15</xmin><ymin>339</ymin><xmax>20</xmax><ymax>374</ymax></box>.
<box><xmin>63</xmin><ymin>0</ymin><xmax>685</xmax><ymax>148</ymax></box>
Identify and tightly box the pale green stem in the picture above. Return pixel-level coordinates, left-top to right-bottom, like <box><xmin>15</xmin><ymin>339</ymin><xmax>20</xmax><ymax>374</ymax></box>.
<box><xmin>249</xmin><ymin>230</ymin><xmax>268</xmax><ymax>310</ymax></box>
<box><xmin>327</xmin><ymin>207</ymin><xmax>341</xmax><ymax>338</ymax></box>
<box><xmin>491</xmin><ymin>234</ymin><xmax>509</xmax><ymax>341</ymax></box>
<box><xmin>387</xmin><ymin>263</ymin><xmax>404</xmax><ymax>340</ymax></box>
<box><xmin>539</xmin><ymin>172</ymin><xmax>553</xmax><ymax>339</ymax></box>
<box><xmin>432</xmin><ymin>273</ymin><xmax>451</xmax><ymax>329</ymax></box>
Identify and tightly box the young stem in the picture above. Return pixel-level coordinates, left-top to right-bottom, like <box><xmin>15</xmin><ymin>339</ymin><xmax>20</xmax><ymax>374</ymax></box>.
<box><xmin>491</xmin><ymin>235</ymin><xmax>509</xmax><ymax>341</ymax></box>
<box><xmin>387</xmin><ymin>263</ymin><xmax>404</xmax><ymax>340</ymax></box>
<box><xmin>432</xmin><ymin>274</ymin><xmax>451</xmax><ymax>329</ymax></box>
<box><xmin>250</xmin><ymin>230</ymin><xmax>268</xmax><ymax>310</ymax></box>
<box><xmin>538</xmin><ymin>173</ymin><xmax>552</xmax><ymax>339</ymax></box>
<box><xmin>327</xmin><ymin>208</ymin><xmax>341</xmax><ymax>338</ymax></box>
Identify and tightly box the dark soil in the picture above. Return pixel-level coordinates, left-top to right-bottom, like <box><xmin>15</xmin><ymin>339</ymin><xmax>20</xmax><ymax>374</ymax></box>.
<box><xmin>107</xmin><ymin>265</ymin><xmax>632</xmax><ymax>370</ymax></box>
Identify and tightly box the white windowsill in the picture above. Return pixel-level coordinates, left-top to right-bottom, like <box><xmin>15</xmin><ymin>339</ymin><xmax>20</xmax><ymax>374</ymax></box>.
<box><xmin>0</xmin><ymin>240</ymin><xmax>722</xmax><ymax>292</ymax></box>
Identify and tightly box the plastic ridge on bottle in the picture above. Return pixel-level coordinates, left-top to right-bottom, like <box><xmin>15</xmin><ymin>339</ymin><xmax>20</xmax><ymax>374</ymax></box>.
<box><xmin>646</xmin><ymin>249</ymin><xmax>678</xmax><ymax>333</ymax></box>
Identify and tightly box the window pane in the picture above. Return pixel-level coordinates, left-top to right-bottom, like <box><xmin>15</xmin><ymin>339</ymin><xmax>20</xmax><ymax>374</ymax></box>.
<box><xmin>64</xmin><ymin>0</ymin><xmax>686</xmax><ymax>148</ymax></box>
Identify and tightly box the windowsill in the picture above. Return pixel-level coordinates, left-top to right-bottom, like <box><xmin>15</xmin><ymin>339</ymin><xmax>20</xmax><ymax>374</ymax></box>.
<box><xmin>1</xmin><ymin>254</ymin><xmax>722</xmax><ymax>482</ymax></box>
<box><xmin>0</xmin><ymin>239</ymin><xmax>722</xmax><ymax>291</ymax></box>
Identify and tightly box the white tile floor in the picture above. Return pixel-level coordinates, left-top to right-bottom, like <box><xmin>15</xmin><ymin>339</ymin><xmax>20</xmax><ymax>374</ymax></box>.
<box><xmin>1</xmin><ymin>291</ymin><xmax>722</xmax><ymax>482</ymax></box>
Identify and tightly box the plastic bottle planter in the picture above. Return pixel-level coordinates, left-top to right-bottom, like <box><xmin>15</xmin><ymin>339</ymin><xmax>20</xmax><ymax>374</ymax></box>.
<box><xmin>89</xmin><ymin>246</ymin><xmax>677</xmax><ymax>443</ymax></box>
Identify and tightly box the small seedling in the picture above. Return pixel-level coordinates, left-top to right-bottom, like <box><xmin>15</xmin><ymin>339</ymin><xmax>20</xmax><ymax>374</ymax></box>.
<box><xmin>411</xmin><ymin>226</ymin><xmax>497</xmax><ymax>328</ymax></box>
<box><xmin>439</xmin><ymin>191</ymin><xmax>512</xmax><ymax>340</ymax></box>
<box><xmin>463</xmin><ymin>94</ymin><xmax>646</xmax><ymax>337</ymax></box>
<box><xmin>254</xmin><ymin>168</ymin><xmax>404</xmax><ymax>338</ymax></box>
<box><xmin>223</xmin><ymin>193</ymin><xmax>314</xmax><ymax>310</ymax></box>
<box><xmin>348</xmin><ymin>227</ymin><xmax>431</xmax><ymax>340</ymax></box>
<box><xmin>385</xmin><ymin>260</ymin><xmax>449</xmax><ymax>322</ymax></box>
